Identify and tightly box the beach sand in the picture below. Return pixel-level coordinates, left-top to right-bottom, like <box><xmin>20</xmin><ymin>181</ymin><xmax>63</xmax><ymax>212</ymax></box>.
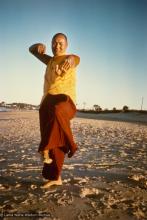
<box><xmin>0</xmin><ymin>111</ymin><xmax>147</xmax><ymax>220</ymax></box>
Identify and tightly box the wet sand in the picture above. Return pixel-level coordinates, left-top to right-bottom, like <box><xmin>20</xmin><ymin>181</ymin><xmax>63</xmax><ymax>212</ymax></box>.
<box><xmin>0</xmin><ymin>111</ymin><xmax>147</xmax><ymax>220</ymax></box>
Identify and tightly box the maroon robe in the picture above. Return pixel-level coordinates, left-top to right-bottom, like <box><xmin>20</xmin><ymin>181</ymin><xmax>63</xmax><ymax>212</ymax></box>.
<box><xmin>38</xmin><ymin>93</ymin><xmax>77</xmax><ymax>180</ymax></box>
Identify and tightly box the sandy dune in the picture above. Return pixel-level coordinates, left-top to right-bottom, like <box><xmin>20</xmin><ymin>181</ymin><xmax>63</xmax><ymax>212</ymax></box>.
<box><xmin>0</xmin><ymin>111</ymin><xmax>147</xmax><ymax>220</ymax></box>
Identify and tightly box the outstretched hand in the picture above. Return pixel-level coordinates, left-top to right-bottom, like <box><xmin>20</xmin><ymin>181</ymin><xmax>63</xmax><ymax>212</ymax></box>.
<box><xmin>68</xmin><ymin>151</ymin><xmax>74</xmax><ymax>158</ymax></box>
<box><xmin>57</xmin><ymin>56</ymin><xmax>75</xmax><ymax>76</ymax></box>
<box><xmin>67</xmin><ymin>147</ymin><xmax>78</xmax><ymax>158</ymax></box>
<box><xmin>37</xmin><ymin>44</ymin><xmax>46</xmax><ymax>54</ymax></box>
<box><xmin>60</xmin><ymin>58</ymin><xmax>71</xmax><ymax>73</ymax></box>
<box><xmin>29</xmin><ymin>43</ymin><xmax>46</xmax><ymax>55</ymax></box>
<box><xmin>29</xmin><ymin>43</ymin><xmax>51</xmax><ymax>65</ymax></box>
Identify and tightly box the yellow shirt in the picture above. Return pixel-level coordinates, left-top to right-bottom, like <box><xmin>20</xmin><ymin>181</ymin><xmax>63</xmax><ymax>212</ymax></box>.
<box><xmin>41</xmin><ymin>56</ymin><xmax>76</xmax><ymax>104</ymax></box>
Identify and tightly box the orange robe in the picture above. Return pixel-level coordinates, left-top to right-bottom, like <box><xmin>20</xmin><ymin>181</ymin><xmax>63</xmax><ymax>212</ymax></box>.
<box><xmin>38</xmin><ymin>93</ymin><xmax>77</xmax><ymax>180</ymax></box>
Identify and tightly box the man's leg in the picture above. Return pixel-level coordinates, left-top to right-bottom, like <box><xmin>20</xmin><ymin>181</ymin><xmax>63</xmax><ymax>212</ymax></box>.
<box><xmin>41</xmin><ymin>176</ymin><xmax>62</xmax><ymax>188</ymax></box>
<box><xmin>41</xmin><ymin>147</ymin><xmax>65</xmax><ymax>188</ymax></box>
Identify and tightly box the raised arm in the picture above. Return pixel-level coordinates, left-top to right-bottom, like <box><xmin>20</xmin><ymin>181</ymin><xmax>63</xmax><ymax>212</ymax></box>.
<box><xmin>29</xmin><ymin>43</ymin><xmax>52</xmax><ymax>65</ymax></box>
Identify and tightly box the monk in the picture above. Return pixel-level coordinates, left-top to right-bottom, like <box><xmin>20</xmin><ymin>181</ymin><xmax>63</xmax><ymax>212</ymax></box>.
<box><xmin>29</xmin><ymin>33</ymin><xmax>80</xmax><ymax>188</ymax></box>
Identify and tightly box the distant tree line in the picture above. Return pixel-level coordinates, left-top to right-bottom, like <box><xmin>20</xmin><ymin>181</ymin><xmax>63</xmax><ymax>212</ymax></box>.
<box><xmin>78</xmin><ymin>104</ymin><xmax>147</xmax><ymax>114</ymax></box>
<box><xmin>1</xmin><ymin>101</ymin><xmax>147</xmax><ymax>113</ymax></box>
<box><xmin>92</xmin><ymin>104</ymin><xmax>129</xmax><ymax>112</ymax></box>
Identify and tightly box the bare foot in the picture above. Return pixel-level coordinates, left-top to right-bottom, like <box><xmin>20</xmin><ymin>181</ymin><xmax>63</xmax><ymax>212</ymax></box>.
<box><xmin>41</xmin><ymin>177</ymin><xmax>62</xmax><ymax>189</ymax></box>
<box><xmin>43</xmin><ymin>158</ymin><xmax>53</xmax><ymax>164</ymax></box>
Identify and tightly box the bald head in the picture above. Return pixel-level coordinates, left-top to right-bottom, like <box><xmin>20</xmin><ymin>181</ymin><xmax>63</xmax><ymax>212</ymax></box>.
<box><xmin>52</xmin><ymin>33</ymin><xmax>68</xmax><ymax>56</ymax></box>
<box><xmin>52</xmin><ymin>33</ymin><xmax>68</xmax><ymax>43</ymax></box>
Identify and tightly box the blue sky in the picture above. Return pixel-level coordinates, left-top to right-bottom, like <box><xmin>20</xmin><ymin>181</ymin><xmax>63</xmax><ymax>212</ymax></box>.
<box><xmin>0</xmin><ymin>0</ymin><xmax>147</xmax><ymax>109</ymax></box>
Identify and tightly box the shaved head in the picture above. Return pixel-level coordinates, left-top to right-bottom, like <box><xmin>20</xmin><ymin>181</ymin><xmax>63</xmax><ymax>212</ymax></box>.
<box><xmin>52</xmin><ymin>33</ymin><xmax>68</xmax><ymax>56</ymax></box>
<box><xmin>52</xmin><ymin>33</ymin><xmax>68</xmax><ymax>43</ymax></box>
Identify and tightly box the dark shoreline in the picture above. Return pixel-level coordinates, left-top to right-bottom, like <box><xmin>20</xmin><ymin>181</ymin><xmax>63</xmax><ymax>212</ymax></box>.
<box><xmin>76</xmin><ymin>111</ymin><xmax>147</xmax><ymax>125</ymax></box>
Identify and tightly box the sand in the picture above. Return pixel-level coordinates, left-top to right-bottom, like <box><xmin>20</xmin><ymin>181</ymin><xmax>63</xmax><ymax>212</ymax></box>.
<box><xmin>0</xmin><ymin>111</ymin><xmax>147</xmax><ymax>220</ymax></box>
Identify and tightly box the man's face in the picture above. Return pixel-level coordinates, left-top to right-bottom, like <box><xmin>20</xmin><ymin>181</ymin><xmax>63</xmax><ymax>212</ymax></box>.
<box><xmin>52</xmin><ymin>35</ymin><xmax>68</xmax><ymax>56</ymax></box>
